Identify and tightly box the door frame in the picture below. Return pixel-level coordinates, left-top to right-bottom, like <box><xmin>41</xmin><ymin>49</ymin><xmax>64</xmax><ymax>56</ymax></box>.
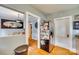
<box><xmin>25</xmin><ymin>12</ymin><xmax>40</xmax><ymax>48</ymax></box>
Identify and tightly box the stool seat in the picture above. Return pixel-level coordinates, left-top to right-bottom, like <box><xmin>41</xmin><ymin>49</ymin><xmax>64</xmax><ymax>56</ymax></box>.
<box><xmin>14</xmin><ymin>45</ymin><xmax>28</xmax><ymax>55</ymax></box>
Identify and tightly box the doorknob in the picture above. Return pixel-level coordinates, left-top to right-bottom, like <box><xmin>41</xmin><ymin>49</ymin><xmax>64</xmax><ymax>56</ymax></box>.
<box><xmin>67</xmin><ymin>34</ymin><xmax>69</xmax><ymax>37</ymax></box>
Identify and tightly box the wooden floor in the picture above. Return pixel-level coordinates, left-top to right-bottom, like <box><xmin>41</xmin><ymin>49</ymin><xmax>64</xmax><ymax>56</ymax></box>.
<box><xmin>28</xmin><ymin>39</ymin><xmax>76</xmax><ymax>55</ymax></box>
<box><xmin>50</xmin><ymin>46</ymin><xmax>76</xmax><ymax>55</ymax></box>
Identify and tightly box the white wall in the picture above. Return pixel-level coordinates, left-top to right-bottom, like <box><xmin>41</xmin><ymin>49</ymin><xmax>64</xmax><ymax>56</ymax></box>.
<box><xmin>0</xmin><ymin>6</ymin><xmax>24</xmax><ymax>20</ymax></box>
<box><xmin>0</xmin><ymin>36</ymin><xmax>26</xmax><ymax>55</ymax></box>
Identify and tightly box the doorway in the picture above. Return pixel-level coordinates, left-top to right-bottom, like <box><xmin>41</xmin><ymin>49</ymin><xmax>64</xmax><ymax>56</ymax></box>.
<box><xmin>26</xmin><ymin>12</ymin><xmax>40</xmax><ymax>48</ymax></box>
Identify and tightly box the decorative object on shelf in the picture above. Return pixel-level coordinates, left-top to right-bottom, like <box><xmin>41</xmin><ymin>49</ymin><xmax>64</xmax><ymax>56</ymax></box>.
<box><xmin>1</xmin><ymin>19</ymin><xmax>23</xmax><ymax>29</ymax></box>
<box><xmin>40</xmin><ymin>40</ymin><xmax>45</xmax><ymax>45</ymax></box>
<box><xmin>40</xmin><ymin>21</ymin><xmax>49</xmax><ymax>40</ymax></box>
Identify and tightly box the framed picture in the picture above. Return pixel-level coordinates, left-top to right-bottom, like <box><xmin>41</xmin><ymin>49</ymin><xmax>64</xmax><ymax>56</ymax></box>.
<box><xmin>1</xmin><ymin>19</ymin><xmax>23</xmax><ymax>29</ymax></box>
<box><xmin>73</xmin><ymin>21</ymin><xmax>79</xmax><ymax>30</ymax></box>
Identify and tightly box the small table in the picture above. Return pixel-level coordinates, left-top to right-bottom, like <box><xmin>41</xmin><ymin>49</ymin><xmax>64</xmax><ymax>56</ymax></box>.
<box><xmin>14</xmin><ymin>45</ymin><xmax>28</xmax><ymax>55</ymax></box>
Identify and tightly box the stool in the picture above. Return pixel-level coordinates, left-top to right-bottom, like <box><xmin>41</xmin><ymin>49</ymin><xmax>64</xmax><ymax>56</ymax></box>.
<box><xmin>14</xmin><ymin>45</ymin><xmax>28</xmax><ymax>55</ymax></box>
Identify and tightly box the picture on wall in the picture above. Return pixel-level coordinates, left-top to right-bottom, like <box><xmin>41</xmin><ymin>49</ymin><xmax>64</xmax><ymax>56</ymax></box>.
<box><xmin>1</xmin><ymin>19</ymin><xmax>23</xmax><ymax>29</ymax></box>
<box><xmin>73</xmin><ymin>15</ymin><xmax>79</xmax><ymax>30</ymax></box>
<box><xmin>73</xmin><ymin>21</ymin><xmax>79</xmax><ymax>30</ymax></box>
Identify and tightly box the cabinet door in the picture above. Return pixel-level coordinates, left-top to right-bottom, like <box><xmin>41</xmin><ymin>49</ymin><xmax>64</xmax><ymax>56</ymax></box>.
<box><xmin>40</xmin><ymin>40</ymin><xmax>49</xmax><ymax>52</ymax></box>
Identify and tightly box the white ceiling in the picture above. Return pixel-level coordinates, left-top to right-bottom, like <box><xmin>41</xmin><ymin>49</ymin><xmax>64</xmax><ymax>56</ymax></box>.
<box><xmin>32</xmin><ymin>4</ymin><xmax>79</xmax><ymax>14</ymax></box>
<box><xmin>1</xmin><ymin>4</ymin><xmax>79</xmax><ymax>15</ymax></box>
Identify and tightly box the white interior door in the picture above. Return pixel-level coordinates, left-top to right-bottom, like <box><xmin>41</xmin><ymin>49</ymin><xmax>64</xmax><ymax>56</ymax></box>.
<box><xmin>54</xmin><ymin>16</ymin><xmax>72</xmax><ymax>49</ymax></box>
